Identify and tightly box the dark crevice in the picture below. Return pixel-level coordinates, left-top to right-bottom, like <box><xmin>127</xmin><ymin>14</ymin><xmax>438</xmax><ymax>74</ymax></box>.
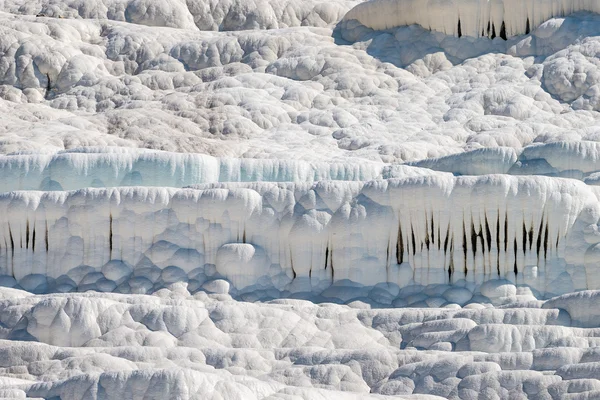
<box><xmin>457</xmin><ymin>19</ymin><xmax>462</xmax><ymax>38</ymax></box>
<box><xmin>45</xmin><ymin>222</ymin><xmax>49</xmax><ymax>252</ymax></box>
<box><xmin>437</xmin><ymin>223</ymin><xmax>441</xmax><ymax>250</ymax></box>
<box><xmin>536</xmin><ymin>216</ymin><xmax>544</xmax><ymax>260</ymax></box>
<box><xmin>396</xmin><ymin>223</ymin><xmax>404</xmax><ymax>264</ymax></box>
<box><xmin>330</xmin><ymin>245</ymin><xmax>334</xmax><ymax>280</ymax></box>
<box><xmin>500</xmin><ymin>21</ymin><xmax>507</xmax><ymax>40</ymax></box>
<box><xmin>522</xmin><ymin>221</ymin><xmax>527</xmax><ymax>256</ymax></box>
<box><xmin>497</xmin><ymin>252</ymin><xmax>501</xmax><ymax>276</ymax></box>
<box><xmin>109</xmin><ymin>213</ymin><xmax>113</xmax><ymax>257</ymax></box>
<box><xmin>480</xmin><ymin>223</ymin><xmax>485</xmax><ymax>257</ymax></box>
<box><xmin>496</xmin><ymin>212</ymin><xmax>501</xmax><ymax>276</ymax></box>
<box><xmin>462</xmin><ymin>220</ymin><xmax>467</xmax><ymax>271</ymax></box>
<box><xmin>410</xmin><ymin>224</ymin><xmax>416</xmax><ymax>256</ymax></box>
<box><xmin>443</xmin><ymin>224</ymin><xmax>450</xmax><ymax>254</ymax></box>
<box><xmin>525</xmin><ymin>18</ymin><xmax>530</xmax><ymax>34</ymax></box>
<box><xmin>32</xmin><ymin>224</ymin><xmax>35</xmax><ymax>253</ymax></box>
<box><xmin>290</xmin><ymin>251</ymin><xmax>297</xmax><ymax>280</ymax></box>
<box><xmin>496</xmin><ymin>212</ymin><xmax>500</xmax><ymax>252</ymax></box>
<box><xmin>504</xmin><ymin>211</ymin><xmax>508</xmax><ymax>252</ymax></box>
<box><xmin>430</xmin><ymin>214</ymin><xmax>435</xmax><ymax>246</ymax></box>
<box><xmin>543</xmin><ymin>224</ymin><xmax>549</xmax><ymax>259</ymax></box>
<box><xmin>528</xmin><ymin>224</ymin><xmax>534</xmax><ymax>251</ymax></box>
<box><xmin>556</xmin><ymin>233</ymin><xmax>560</xmax><ymax>249</ymax></box>
<box><xmin>324</xmin><ymin>243</ymin><xmax>329</xmax><ymax>270</ymax></box>
<box><xmin>491</xmin><ymin>23</ymin><xmax>497</xmax><ymax>39</ymax></box>
<box><xmin>486</xmin><ymin>21</ymin><xmax>491</xmax><ymax>36</ymax></box>
<box><xmin>463</xmin><ymin>221</ymin><xmax>468</xmax><ymax>276</ymax></box>
<box><xmin>424</xmin><ymin>213</ymin><xmax>430</xmax><ymax>251</ymax></box>
<box><xmin>8</xmin><ymin>223</ymin><xmax>14</xmax><ymax>257</ymax></box>
<box><xmin>513</xmin><ymin>238</ymin><xmax>518</xmax><ymax>275</ymax></box>
<box><xmin>496</xmin><ymin>214</ymin><xmax>506</xmax><ymax>276</ymax></box>
<box><xmin>470</xmin><ymin>219</ymin><xmax>478</xmax><ymax>255</ymax></box>
<box><xmin>484</xmin><ymin>214</ymin><xmax>492</xmax><ymax>253</ymax></box>
<box><xmin>386</xmin><ymin>240</ymin><xmax>390</xmax><ymax>266</ymax></box>
<box><xmin>45</xmin><ymin>73</ymin><xmax>51</xmax><ymax>100</ymax></box>
<box><xmin>243</xmin><ymin>229</ymin><xmax>246</xmax><ymax>244</ymax></box>
<box><xmin>448</xmin><ymin>238</ymin><xmax>454</xmax><ymax>281</ymax></box>
<box><xmin>26</xmin><ymin>220</ymin><xmax>30</xmax><ymax>249</ymax></box>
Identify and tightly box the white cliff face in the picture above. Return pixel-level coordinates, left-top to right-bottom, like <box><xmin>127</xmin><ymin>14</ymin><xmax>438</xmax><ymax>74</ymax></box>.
<box><xmin>343</xmin><ymin>0</ymin><xmax>600</xmax><ymax>38</ymax></box>
<box><xmin>7</xmin><ymin>144</ymin><xmax>600</xmax><ymax>194</ymax></box>
<box><xmin>0</xmin><ymin>147</ymin><xmax>401</xmax><ymax>192</ymax></box>
<box><xmin>0</xmin><ymin>175</ymin><xmax>599</xmax><ymax>298</ymax></box>
<box><xmin>3</xmin><ymin>0</ymin><xmax>600</xmax><ymax>399</ymax></box>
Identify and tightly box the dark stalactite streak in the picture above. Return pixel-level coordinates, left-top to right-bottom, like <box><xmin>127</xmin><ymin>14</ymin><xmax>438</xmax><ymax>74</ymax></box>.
<box><xmin>8</xmin><ymin>223</ymin><xmax>14</xmax><ymax>258</ymax></box>
<box><xmin>528</xmin><ymin>224</ymin><xmax>534</xmax><ymax>251</ymax></box>
<box><xmin>463</xmin><ymin>221</ymin><xmax>468</xmax><ymax>275</ymax></box>
<box><xmin>424</xmin><ymin>219</ymin><xmax>430</xmax><ymax>251</ymax></box>
<box><xmin>504</xmin><ymin>212</ymin><xmax>508</xmax><ymax>252</ymax></box>
<box><xmin>484</xmin><ymin>214</ymin><xmax>492</xmax><ymax>253</ymax></box>
<box><xmin>470</xmin><ymin>220</ymin><xmax>478</xmax><ymax>256</ymax></box>
<box><xmin>536</xmin><ymin>216</ymin><xmax>544</xmax><ymax>260</ymax></box>
<box><xmin>514</xmin><ymin>238</ymin><xmax>518</xmax><ymax>275</ymax></box>
<box><xmin>430</xmin><ymin>214</ymin><xmax>435</xmax><ymax>246</ymax></box>
<box><xmin>496</xmin><ymin>212</ymin><xmax>501</xmax><ymax>275</ymax></box>
<box><xmin>443</xmin><ymin>224</ymin><xmax>450</xmax><ymax>254</ymax></box>
<box><xmin>45</xmin><ymin>222</ymin><xmax>49</xmax><ymax>252</ymax></box>
<box><xmin>411</xmin><ymin>224</ymin><xmax>416</xmax><ymax>256</ymax></box>
<box><xmin>397</xmin><ymin>223</ymin><xmax>404</xmax><ymax>264</ymax></box>
<box><xmin>522</xmin><ymin>222</ymin><xmax>527</xmax><ymax>256</ymax></box>
<box><xmin>544</xmin><ymin>224</ymin><xmax>549</xmax><ymax>259</ymax></box>
<box><xmin>109</xmin><ymin>213</ymin><xmax>113</xmax><ymax>257</ymax></box>
<box><xmin>290</xmin><ymin>251</ymin><xmax>297</xmax><ymax>280</ymax></box>
<box><xmin>500</xmin><ymin>21</ymin><xmax>507</xmax><ymax>40</ymax></box>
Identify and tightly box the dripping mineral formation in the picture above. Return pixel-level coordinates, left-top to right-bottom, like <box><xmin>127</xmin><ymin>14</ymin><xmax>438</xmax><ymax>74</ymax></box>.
<box><xmin>343</xmin><ymin>0</ymin><xmax>600</xmax><ymax>38</ymax></box>
<box><xmin>2</xmin><ymin>175</ymin><xmax>600</xmax><ymax>298</ymax></box>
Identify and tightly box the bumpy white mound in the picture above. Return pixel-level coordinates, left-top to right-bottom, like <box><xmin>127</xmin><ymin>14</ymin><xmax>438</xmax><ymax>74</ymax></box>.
<box><xmin>0</xmin><ymin>286</ymin><xmax>599</xmax><ymax>399</ymax></box>
<box><xmin>1</xmin><ymin>0</ymin><xmax>360</xmax><ymax>31</ymax></box>
<box><xmin>2</xmin><ymin>9</ymin><xmax>600</xmax><ymax>163</ymax></box>
<box><xmin>343</xmin><ymin>0</ymin><xmax>600</xmax><ymax>38</ymax></box>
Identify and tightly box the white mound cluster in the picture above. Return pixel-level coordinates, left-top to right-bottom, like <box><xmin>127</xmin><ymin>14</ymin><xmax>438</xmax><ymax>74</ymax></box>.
<box><xmin>0</xmin><ymin>286</ymin><xmax>600</xmax><ymax>399</ymax></box>
<box><xmin>0</xmin><ymin>0</ymin><xmax>359</xmax><ymax>31</ymax></box>
<box><xmin>2</xmin><ymin>5</ymin><xmax>600</xmax><ymax>161</ymax></box>
<box><xmin>2</xmin><ymin>0</ymin><xmax>600</xmax><ymax>398</ymax></box>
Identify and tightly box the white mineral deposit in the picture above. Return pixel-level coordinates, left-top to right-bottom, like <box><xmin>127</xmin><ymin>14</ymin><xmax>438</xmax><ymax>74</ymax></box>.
<box><xmin>1</xmin><ymin>0</ymin><xmax>600</xmax><ymax>398</ymax></box>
